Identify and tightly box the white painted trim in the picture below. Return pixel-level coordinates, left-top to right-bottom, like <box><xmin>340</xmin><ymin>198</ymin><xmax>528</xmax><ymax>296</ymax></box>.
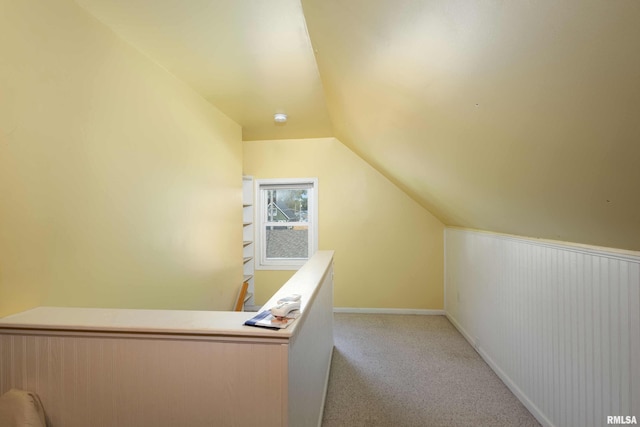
<box><xmin>333</xmin><ymin>307</ymin><xmax>445</xmax><ymax>315</ymax></box>
<box><xmin>476</xmin><ymin>347</ymin><xmax>555</xmax><ymax>427</ymax></box>
<box><xmin>446</xmin><ymin>313</ymin><xmax>555</xmax><ymax>427</ymax></box>
<box><xmin>444</xmin><ymin>230</ymin><xmax>640</xmax><ymax>426</ymax></box>
<box><xmin>255</xmin><ymin>177</ymin><xmax>319</xmax><ymax>270</ymax></box>
<box><xmin>446</xmin><ymin>226</ymin><xmax>640</xmax><ymax>263</ymax></box>
<box><xmin>444</xmin><ymin>313</ymin><xmax>476</xmax><ymax>348</ymax></box>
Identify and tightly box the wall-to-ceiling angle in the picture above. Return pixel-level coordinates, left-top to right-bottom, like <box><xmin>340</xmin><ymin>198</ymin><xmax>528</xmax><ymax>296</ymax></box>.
<box><xmin>77</xmin><ymin>0</ymin><xmax>640</xmax><ymax>251</ymax></box>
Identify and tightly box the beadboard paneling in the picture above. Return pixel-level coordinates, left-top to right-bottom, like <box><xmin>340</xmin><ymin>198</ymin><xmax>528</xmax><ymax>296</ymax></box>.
<box><xmin>445</xmin><ymin>228</ymin><xmax>640</xmax><ymax>427</ymax></box>
<box><xmin>0</xmin><ymin>334</ymin><xmax>285</xmax><ymax>427</ymax></box>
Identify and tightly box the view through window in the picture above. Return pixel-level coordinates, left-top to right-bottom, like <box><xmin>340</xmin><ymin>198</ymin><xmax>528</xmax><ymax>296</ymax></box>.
<box><xmin>256</xmin><ymin>179</ymin><xmax>318</xmax><ymax>269</ymax></box>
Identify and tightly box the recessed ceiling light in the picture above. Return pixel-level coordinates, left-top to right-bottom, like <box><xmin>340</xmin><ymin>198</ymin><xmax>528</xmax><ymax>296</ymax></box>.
<box><xmin>274</xmin><ymin>113</ymin><xmax>287</xmax><ymax>123</ymax></box>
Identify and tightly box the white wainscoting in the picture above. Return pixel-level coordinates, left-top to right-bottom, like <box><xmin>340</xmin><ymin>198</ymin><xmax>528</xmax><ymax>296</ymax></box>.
<box><xmin>0</xmin><ymin>333</ymin><xmax>287</xmax><ymax>427</ymax></box>
<box><xmin>445</xmin><ymin>228</ymin><xmax>640</xmax><ymax>427</ymax></box>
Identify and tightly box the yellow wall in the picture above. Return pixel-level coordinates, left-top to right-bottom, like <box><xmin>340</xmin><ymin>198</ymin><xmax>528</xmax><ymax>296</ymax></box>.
<box><xmin>243</xmin><ymin>138</ymin><xmax>444</xmax><ymax>309</ymax></box>
<box><xmin>0</xmin><ymin>0</ymin><xmax>243</xmax><ymax>317</ymax></box>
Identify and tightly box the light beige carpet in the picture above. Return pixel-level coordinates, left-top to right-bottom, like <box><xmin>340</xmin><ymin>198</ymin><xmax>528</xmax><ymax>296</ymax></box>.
<box><xmin>322</xmin><ymin>314</ymin><xmax>541</xmax><ymax>427</ymax></box>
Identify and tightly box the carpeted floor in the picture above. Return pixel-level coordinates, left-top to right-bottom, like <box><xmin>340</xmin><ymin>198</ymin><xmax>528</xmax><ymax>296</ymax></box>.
<box><xmin>321</xmin><ymin>314</ymin><xmax>541</xmax><ymax>427</ymax></box>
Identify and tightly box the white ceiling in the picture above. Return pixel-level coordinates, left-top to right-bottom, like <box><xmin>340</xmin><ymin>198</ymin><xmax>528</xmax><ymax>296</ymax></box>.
<box><xmin>76</xmin><ymin>0</ymin><xmax>640</xmax><ymax>251</ymax></box>
<box><xmin>76</xmin><ymin>0</ymin><xmax>333</xmax><ymax>141</ymax></box>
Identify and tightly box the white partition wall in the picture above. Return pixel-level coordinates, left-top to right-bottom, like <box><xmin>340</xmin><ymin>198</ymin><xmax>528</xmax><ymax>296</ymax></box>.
<box><xmin>445</xmin><ymin>228</ymin><xmax>640</xmax><ymax>427</ymax></box>
<box><xmin>0</xmin><ymin>333</ymin><xmax>288</xmax><ymax>426</ymax></box>
<box><xmin>288</xmin><ymin>262</ymin><xmax>334</xmax><ymax>425</ymax></box>
<box><xmin>0</xmin><ymin>251</ymin><xmax>335</xmax><ymax>427</ymax></box>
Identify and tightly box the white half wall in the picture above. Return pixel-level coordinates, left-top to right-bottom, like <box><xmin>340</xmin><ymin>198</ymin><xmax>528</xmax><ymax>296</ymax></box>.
<box><xmin>445</xmin><ymin>228</ymin><xmax>640</xmax><ymax>427</ymax></box>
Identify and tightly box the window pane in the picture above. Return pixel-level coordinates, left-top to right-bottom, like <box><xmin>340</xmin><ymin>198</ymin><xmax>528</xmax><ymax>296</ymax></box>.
<box><xmin>265</xmin><ymin>189</ymin><xmax>308</xmax><ymax>223</ymax></box>
<box><xmin>266</xmin><ymin>225</ymin><xmax>308</xmax><ymax>259</ymax></box>
<box><xmin>256</xmin><ymin>178</ymin><xmax>317</xmax><ymax>269</ymax></box>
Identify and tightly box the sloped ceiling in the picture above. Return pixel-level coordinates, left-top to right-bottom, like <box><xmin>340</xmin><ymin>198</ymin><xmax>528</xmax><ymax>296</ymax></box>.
<box><xmin>75</xmin><ymin>0</ymin><xmax>332</xmax><ymax>141</ymax></box>
<box><xmin>77</xmin><ymin>0</ymin><xmax>640</xmax><ymax>251</ymax></box>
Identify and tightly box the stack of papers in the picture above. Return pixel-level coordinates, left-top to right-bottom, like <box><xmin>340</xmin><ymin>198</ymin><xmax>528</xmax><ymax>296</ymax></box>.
<box><xmin>244</xmin><ymin>310</ymin><xmax>300</xmax><ymax>330</ymax></box>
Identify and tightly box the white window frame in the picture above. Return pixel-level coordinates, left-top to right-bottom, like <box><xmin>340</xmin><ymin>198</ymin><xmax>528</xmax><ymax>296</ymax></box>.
<box><xmin>255</xmin><ymin>178</ymin><xmax>318</xmax><ymax>270</ymax></box>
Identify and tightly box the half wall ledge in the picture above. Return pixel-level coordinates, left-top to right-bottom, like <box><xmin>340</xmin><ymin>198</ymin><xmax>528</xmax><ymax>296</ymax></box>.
<box><xmin>0</xmin><ymin>250</ymin><xmax>335</xmax><ymax>427</ymax></box>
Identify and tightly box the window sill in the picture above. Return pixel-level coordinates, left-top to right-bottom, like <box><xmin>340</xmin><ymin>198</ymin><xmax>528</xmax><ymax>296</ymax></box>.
<box><xmin>255</xmin><ymin>263</ymin><xmax>303</xmax><ymax>271</ymax></box>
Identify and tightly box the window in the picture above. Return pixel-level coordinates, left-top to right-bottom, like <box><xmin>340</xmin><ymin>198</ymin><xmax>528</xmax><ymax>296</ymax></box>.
<box><xmin>255</xmin><ymin>178</ymin><xmax>318</xmax><ymax>270</ymax></box>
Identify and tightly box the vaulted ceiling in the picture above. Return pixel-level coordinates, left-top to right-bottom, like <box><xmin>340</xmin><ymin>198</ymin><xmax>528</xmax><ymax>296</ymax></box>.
<box><xmin>76</xmin><ymin>0</ymin><xmax>640</xmax><ymax>251</ymax></box>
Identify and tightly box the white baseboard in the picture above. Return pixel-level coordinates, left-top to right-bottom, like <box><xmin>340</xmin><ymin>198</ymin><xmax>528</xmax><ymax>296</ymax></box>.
<box><xmin>334</xmin><ymin>307</ymin><xmax>445</xmax><ymax>315</ymax></box>
<box><xmin>446</xmin><ymin>313</ymin><xmax>555</xmax><ymax>427</ymax></box>
<box><xmin>445</xmin><ymin>313</ymin><xmax>476</xmax><ymax>347</ymax></box>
